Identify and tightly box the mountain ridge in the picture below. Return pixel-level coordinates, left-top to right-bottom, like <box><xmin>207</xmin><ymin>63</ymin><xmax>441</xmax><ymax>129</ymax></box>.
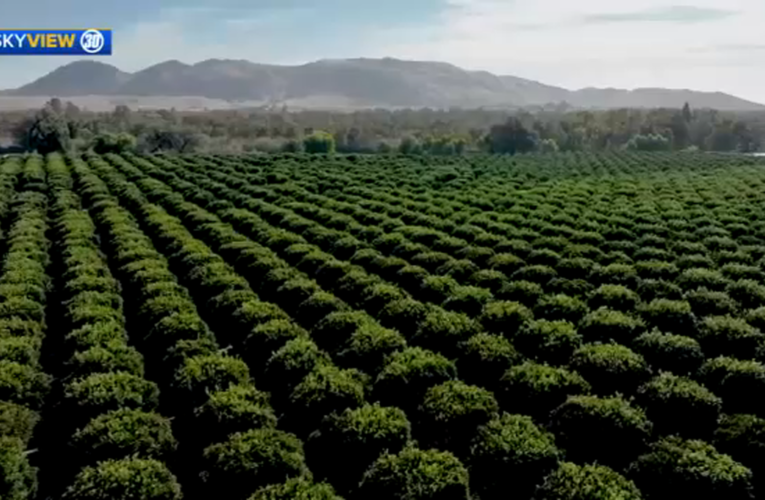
<box><xmin>3</xmin><ymin>58</ymin><xmax>763</xmax><ymax>111</ymax></box>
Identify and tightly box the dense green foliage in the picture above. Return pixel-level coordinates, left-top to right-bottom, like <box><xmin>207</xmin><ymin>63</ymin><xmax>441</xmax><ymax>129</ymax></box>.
<box><xmin>535</xmin><ymin>462</ymin><xmax>643</xmax><ymax>500</ymax></box>
<box><xmin>6</xmin><ymin>99</ymin><xmax>763</xmax><ymax>155</ymax></box>
<box><xmin>2</xmin><ymin>150</ymin><xmax>765</xmax><ymax>499</ymax></box>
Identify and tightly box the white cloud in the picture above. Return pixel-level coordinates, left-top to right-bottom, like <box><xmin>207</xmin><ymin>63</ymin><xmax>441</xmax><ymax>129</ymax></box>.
<box><xmin>370</xmin><ymin>0</ymin><xmax>765</xmax><ymax>103</ymax></box>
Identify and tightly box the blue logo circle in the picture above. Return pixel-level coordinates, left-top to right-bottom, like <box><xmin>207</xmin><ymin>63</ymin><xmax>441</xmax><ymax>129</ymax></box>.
<box><xmin>80</xmin><ymin>29</ymin><xmax>105</xmax><ymax>54</ymax></box>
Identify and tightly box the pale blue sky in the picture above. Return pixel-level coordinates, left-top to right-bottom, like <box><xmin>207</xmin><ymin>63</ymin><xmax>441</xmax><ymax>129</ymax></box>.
<box><xmin>3</xmin><ymin>0</ymin><xmax>765</xmax><ymax>103</ymax></box>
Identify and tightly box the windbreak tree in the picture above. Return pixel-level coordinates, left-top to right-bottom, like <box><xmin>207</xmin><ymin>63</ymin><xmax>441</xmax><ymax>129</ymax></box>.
<box><xmin>303</xmin><ymin>131</ymin><xmax>336</xmax><ymax>154</ymax></box>
<box><xmin>486</xmin><ymin>118</ymin><xmax>539</xmax><ymax>155</ymax></box>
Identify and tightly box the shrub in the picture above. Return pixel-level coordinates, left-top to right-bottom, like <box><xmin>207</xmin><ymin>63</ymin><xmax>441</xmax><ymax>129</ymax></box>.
<box><xmin>70</xmin><ymin>409</ymin><xmax>177</xmax><ymax>465</ymax></box>
<box><xmin>253</xmin><ymin>267</ymin><xmax>300</xmax><ymax>300</ymax></box>
<box><xmin>456</xmin><ymin>333</ymin><xmax>522</xmax><ymax>389</ymax></box>
<box><xmin>350</xmin><ymin>248</ymin><xmax>383</xmax><ymax>268</ymax></box>
<box><xmin>588</xmin><ymin>285</ymin><xmax>640</xmax><ymax>312</ymax></box>
<box><xmin>676</xmin><ymin>254</ymin><xmax>715</xmax><ymax>270</ymax></box>
<box><xmin>281</xmin><ymin>243</ymin><xmax>319</xmax><ymax>266</ymax></box>
<box><xmin>533</xmin><ymin>236</ymin><xmax>568</xmax><ymax>252</ymax></box>
<box><xmin>677</xmin><ymin>268</ymin><xmax>728</xmax><ymax>292</ymax></box>
<box><xmin>589</xmin><ymin>263</ymin><xmax>639</xmax><ymax>288</ymax></box>
<box><xmin>527</xmin><ymin>249</ymin><xmax>561</xmax><ymax>267</ymax></box>
<box><xmin>413</xmin><ymin>252</ymin><xmax>454</xmax><ymax>273</ymax></box>
<box><xmin>62</xmin><ymin>458</ymin><xmax>182</xmax><ymax>500</ymax></box>
<box><xmin>230</xmin><ymin>301</ymin><xmax>290</xmax><ymax>340</ymax></box>
<box><xmin>514</xmin><ymin>320</ymin><xmax>581</xmax><ymax>365</ymax></box>
<box><xmin>249</xmin><ymin>477</ymin><xmax>343</xmax><ymax>500</ymax></box>
<box><xmin>201</xmin><ymin>428</ymin><xmax>308</xmax><ymax>499</ymax></box>
<box><xmin>243</xmin><ymin>320</ymin><xmax>308</xmax><ymax>370</ymax></box>
<box><xmin>397</xmin><ymin>265</ymin><xmax>430</xmax><ymax>292</ymax></box>
<box><xmin>556</xmin><ymin>258</ymin><xmax>595</xmax><ymax>280</ymax></box>
<box><xmin>275</xmin><ymin>278</ymin><xmax>321</xmax><ymax>309</ymax></box>
<box><xmin>718</xmin><ymin>250</ymin><xmax>755</xmax><ymax>266</ymax></box>
<box><xmin>603</xmin><ymin>249</ymin><xmax>635</xmax><ymax>264</ymax></box>
<box><xmin>0</xmin><ymin>297</ymin><xmax>44</xmax><ymax>323</ymax></box>
<box><xmin>316</xmin><ymin>260</ymin><xmax>360</xmax><ymax>288</ymax></box>
<box><xmin>727</xmin><ymin>280</ymin><xmax>765</xmax><ymax>310</ymax></box>
<box><xmin>579</xmin><ymin>308</ymin><xmax>645</xmax><ymax>344</ymax></box>
<box><xmin>437</xmin><ymin>259</ymin><xmax>481</xmax><ymax>282</ymax></box>
<box><xmin>139</xmin><ymin>294</ymin><xmax>196</xmax><ymax>326</ymax></box>
<box><xmin>361</xmin><ymin>283</ymin><xmax>408</xmax><ymax>316</ymax></box>
<box><xmin>699</xmin><ymin>357</ymin><xmax>752</xmax><ymax>392</ymax></box>
<box><xmin>417</xmin><ymin>381</ymin><xmax>499</xmax><ymax>455</ymax></box>
<box><xmin>147</xmin><ymin>312</ymin><xmax>211</xmax><ymax>352</ymax></box>
<box><xmin>564</xmin><ymin>244</ymin><xmax>605</xmax><ymax>262</ymax></box>
<box><xmin>194</xmin><ymin>385</ymin><xmax>278</xmax><ymax>445</ymax></box>
<box><xmin>419</xmin><ymin>276</ymin><xmax>460</xmax><ymax>305</ymax></box>
<box><xmin>546</xmin><ymin>278</ymin><xmax>593</xmax><ymax>298</ymax></box>
<box><xmin>570</xmin><ymin>344</ymin><xmax>650</xmax><ymax>396</ymax></box>
<box><xmin>0</xmin><ymin>436</ymin><xmax>37</xmax><ymax>500</ymax></box>
<box><xmin>456</xmin><ymin>246</ymin><xmax>496</xmax><ymax>268</ymax></box>
<box><xmin>307</xmin><ymin>404</ymin><xmax>411</xmax><ymax>494</ymax></box>
<box><xmin>628</xmin><ymin>437</ymin><xmax>754</xmax><ymax>500</ymax></box>
<box><xmin>640</xmin><ymin>299</ymin><xmax>696</xmax><ymax>335</ymax></box>
<box><xmin>173</xmin><ymin>354</ymin><xmax>251</xmax><ymax>408</ymax></box>
<box><xmin>0</xmin><ymin>360</ymin><xmax>50</xmax><ymax>410</ymax></box>
<box><xmin>494</xmin><ymin>240</ymin><xmax>532</xmax><ymax>259</ymax></box>
<box><xmin>698</xmin><ymin>357</ymin><xmax>765</xmax><ymax>417</ymax></box>
<box><xmin>478</xmin><ymin>301</ymin><xmax>533</xmax><ymax>338</ymax></box>
<box><xmin>66</xmin><ymin>342</ymin><xmax>145</xmax><ymax>379</ymax></box>
<box><xmin>0</xmin><ymin>318</ymin><xmax>43</xmax><ymax>340</ymax></box>
<box><xmin>411</xmin><ymin>309</ymin><xmax>481</xmax><ymax>358</ymax></box>
<box><xmin>495</xmin><ymin>280</ymin><xmax>544</xmax><ymax>307</ymax></box>
<box><xmin>296</xmin><ymin>251</ymin><xmax>334</xmax><ymax>276</ymax></box>
<box><xmin>264</xmin><ymin>338</ymin><xmax>331</xmax><ymax>395</ymax></box>
<box><xmin>534</xmin><ymin>295</ymin><xmax>588</xmax><ymax>324</ymax></box>
<box><xmin>0</xmin><ymin>337</ymin><xmax>41</xmax><ymax>367</ymax></box>
<box><xmin>696</xmin><ymin>315</ymin><xmax>765</xmax><ymax>360</ymax></box>
<box><xmin>313</xmin><ymin>311</ymin><xmax>373</xmax><ymax>353</ymax></box>
<box><xmin>378</xmin><ymin>298</ymin><xmax>429</xmax><ymax>338</ymax></box>
<box><xmin>337</xmin><ymin>323</ymin><xmax>407</xmax><ymax>373</ymax></box>
<box><xmin>297</xmin><ymin>292</ymin><xmax>349</xmax><ymax>326</ymax></box>
<box><xmin>357</xmin><ymin>446</ymin><xmax>470</xmax><ymax>500</ymax></box>
<box><xmin>488</xmin><ymin>253</ymin><xmax>526</xmax><ymax>277</ymax></box>
<box><xmin>161</xmin><ymin>337</ymin><xmax>217</xmax><ymax>377</ymax></box>
<box><xmin>632</xmin><ymin>331</ymin><xmax>704</xmax><ymax>375</ymax></box>
<box><xmin>550</xmin><ymin>395</ymin><xmax>651</xmax><ymax>468</ymax></box>
<box><xmin>64</xmin><ymin>372</ymin><xmax>160</xmax><ymax>425</ymax></box>
<box><xmin>468</xmin><ymin>270</ymin><xmax>507</xmax><ymax>295</ymax></box>
<box><xmin>721</xmin><ymin>264</ymin><xmax>763</xmax><ymax>282</ymax></box>
<box><xmin>685</xmin><ymin>289</ymin><xmax>739</xmax><ymax>317</ymax></box>
<box><xmin>714</xmin><ymin>414</ymin><xmax>765</xmax><ymax>489</ymax></box>
<box><xmin>535</xmin><ymin>462</ymin><xmax>642</xmax><ymax>500</ymax></box>
<box><xmin>635</xmin><ymin>261</ymin><xmax>679</xmax><ymax>281</ymax></box>
<box><xmin>636</xmin><ymin>373</ymin><xmax>721</xmax><ymax>438</ymax></box>
<box><xmin>511</xmin><ymin>265</ymin><xmax>557</xmax><ymax>285</ymax></box>
<box><xmin>0</xmin><ymin>401</ymin><xmax>39</xmax><ymax>445</ymax></box>
<box><xmin>443</xmin><ymin>286</ymin><xmax>494</xmax><ymax>317</ymax></box>
<box><xmin>637</xmin><ymin>279</ymin><xmax>683</xmax><ymax>302</ymax></box>
<box><xmin>634</xmin><ymin>247</ymin><xmax>672</xmax><ymax>262</ymax></box>
<box><xmin>374</xmin><ymin>347</ymin><xmax>457</xmax><ymax>411</ymax></box>
<box><xmin>335</xmin><ymin>270</ymin><xmax>380</xmax><ymax>299</ymax></box>
<box><xmin>745</xmin><ymin>307</ymin><xmax>765</xmax><ymax>331</ymax></box>
<box><xmin>287</xmin><ymin>365</ymin><xmax>366</xmax><ymax>436</ymax></box>
<box><xmin>468</xmin><ymin>413</ymin><xmax>560</xmax><ymax>499</ymax></box>
<box><xmin>498</xmin><ymin>362</ymin><xmax>591</xmax><ymax>420</ymax></box>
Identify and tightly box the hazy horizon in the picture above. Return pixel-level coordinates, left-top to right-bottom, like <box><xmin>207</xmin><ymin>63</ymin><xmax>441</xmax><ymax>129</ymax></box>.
<box><xmin>3</xmin><ymin>1</ymin><xmax>765</xmax><ymax>102</ymax></box>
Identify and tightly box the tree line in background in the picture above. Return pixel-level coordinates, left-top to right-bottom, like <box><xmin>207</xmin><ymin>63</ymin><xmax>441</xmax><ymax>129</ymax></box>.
<box><xmin>1</xmin><ymin>98</ymin><xmax>762</xmax><ymax>155</ymax></box>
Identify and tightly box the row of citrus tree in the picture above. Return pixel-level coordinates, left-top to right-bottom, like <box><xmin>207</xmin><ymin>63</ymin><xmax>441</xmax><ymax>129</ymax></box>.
<box><xmin>94</xmin><ymin>151</ymin><xmax>760</xmax><ymax>499</ymax></box>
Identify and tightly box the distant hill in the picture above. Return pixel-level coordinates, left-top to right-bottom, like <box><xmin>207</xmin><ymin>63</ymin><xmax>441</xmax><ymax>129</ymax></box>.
<box><xmin>3</xmin><ymin>58</ymin><xmax>764</xmax><ymax>111</ymax></box>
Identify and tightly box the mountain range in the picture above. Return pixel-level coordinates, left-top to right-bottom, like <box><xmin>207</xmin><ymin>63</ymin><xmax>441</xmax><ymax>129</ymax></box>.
<box><xmin>2</xmin><ymin>58</ymin><xmax>763</xmax><ymax>112</ymax></box>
